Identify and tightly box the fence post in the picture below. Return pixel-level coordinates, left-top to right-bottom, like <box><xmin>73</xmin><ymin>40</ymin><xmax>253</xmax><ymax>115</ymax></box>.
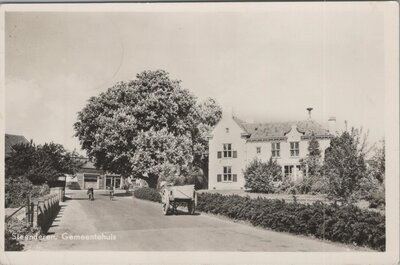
<box><xmin>44</xmin><ymin>198</ymin><xmax>49</xmax><ymax>228</ymax></box>
<box><xmin>32</xmin><ymin>202</ymin><xmax>38</xmax><ymax>228</ymax></box>
<box><xmin>52</xmin><ymin>195</ymin><xmax>56</xmax><ymax>217</ymax></box>
<box><xmin>38</xmin><ymin>201</ymin><xmax>44</xmax><ymax>230</ymax></box>
<box><xmin>29</xmin><ymin>202</ymin><xmax>35</xmax><ymax>226</ymax></box>
<box><xmin>25</xmin><ymin>196</ymin><xmax>31</xmax><ymax>226</ymax></box>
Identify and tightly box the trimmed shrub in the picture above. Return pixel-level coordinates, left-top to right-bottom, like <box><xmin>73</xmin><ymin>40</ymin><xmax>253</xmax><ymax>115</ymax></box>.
<box><xmin>134</xmin><ymin>187</ymin><xmax>161</xmax><ymax>203</ymax></box>
<box><xmin>196</xmin><ymin>193</ymin><xmax>385</xmax><ymax>251</ymax></box>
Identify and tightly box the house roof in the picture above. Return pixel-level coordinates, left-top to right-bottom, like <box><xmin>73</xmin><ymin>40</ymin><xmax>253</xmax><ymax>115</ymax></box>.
<box><xmin>232</xmin><ymin>116</ymin><xmax>331</xmax><ymax>141</ymax></box>
<box><xmin>5</xmin><ymin>134</ymin><xmax>29</xmax><ymax>155</ymax></box>
<box><xmin>80</xmin><ymin>159</ymin><xmax>96</xmax><ymax>169</ymax></box>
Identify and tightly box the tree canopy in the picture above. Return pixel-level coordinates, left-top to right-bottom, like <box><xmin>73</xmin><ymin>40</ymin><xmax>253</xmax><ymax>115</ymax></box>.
<box><xmin>323</xmin><ymin>129</ymin><xmax>367</xmax><ymax>204</ymax></box>
<box><xmin>5</xmin><ymin>142</ymin><xmax>81</xmax><ymax>185</ymax></box>
<box><xmin>74</xmin><ymin>70</ymin><xmax>222</xmax><ymax>188</ymax></box>
<box><xmin>300</xmin><ymin>135</ymin><xmax>322</xmax><ymax>177</ymax></box>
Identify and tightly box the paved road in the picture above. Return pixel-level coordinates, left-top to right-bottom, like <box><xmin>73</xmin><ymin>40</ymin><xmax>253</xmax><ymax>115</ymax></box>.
<box><xmin>25</xmin><ymin>190</ymin><xmax>368</xmax><ymax>251</ymax></box>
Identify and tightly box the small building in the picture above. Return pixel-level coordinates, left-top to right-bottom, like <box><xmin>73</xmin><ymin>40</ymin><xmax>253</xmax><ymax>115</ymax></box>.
<box><xmin>72</xmin><ymin>158</ymin><xmax>124</xmax><ymax>190</ymax></box>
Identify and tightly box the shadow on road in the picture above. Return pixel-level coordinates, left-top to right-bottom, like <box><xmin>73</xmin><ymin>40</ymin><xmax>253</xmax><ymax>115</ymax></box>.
<box><xmin>170</xmin><ymin>208</ymin><xmax>201</xmax><ymax>216</ymax></box>
<box><xmin>98</xmin><ymin>192</ymin><xmax>133</xmax><ymax>198</ymax></box>
<box><xmin>45</xmin><ymin>205</ymin><xmax>66</xmax><ymax>235</ymax></box>
<box><xmin>64</xmin><ymin>196</ymin><xmax>94</xmax><ymax>201</ymax></box>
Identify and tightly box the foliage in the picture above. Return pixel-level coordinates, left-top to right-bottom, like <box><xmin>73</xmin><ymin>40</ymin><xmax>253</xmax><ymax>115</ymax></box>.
<box><xmin>5</xmin><ymin>230</ymin><xmax>24</xmax><ymax>251</ymax></box>
<box><xmin>369</xmin><ymin>139</ymin><xmax>385</xmax><ymax>183</ymax></box>
<box><xmin>323</xmin><ymin>129</ymin><xmax>367</xmax><ymax>204</ymax></box>
<box><xmin>133</xmin><ymin>187</ymin><xmax>162</xmax><ymax>203</ymax></box>
<box><xmin>243</xmin><ymin>158</ymin><xmax>282</xmax><ymax>193</ymax></box>
<box><xmin>196</xmin><ymin>193</ymin><xmax>385</xmax><ymax>251</ymax></box>
<box><xmin>368</xmin><ymin>183</ymin><xmax>385</xmax><ymax>209</ymax></box>
<box><xmin>300</xmin><ymin>135</ymin><xmax>322</xmax><ymax>177</ymax></box>
<box><xmin>5</xmin><ymin>142</ymin><xmax>82</xmax><ymax>185</ymax></box>
<box><xmin>276</xmin><ymin>175</ymin><xmax>327</xmax><ymax>195</ymax></box>
<box><xmin>5</xmin><ymin>176</ymin><xmax>50</xmax><ymax>208</ymax></box>
<box><xmin>157</xmin><ymin>166</ymin><xmax>206</xmax><ymax>190</ymax></box>
<box><xmin>5</xmin><ymin>217</ymin><xmax>42</xmax><ymax>251</ymax></box>
<box><xmin>74</xmin><ymin>70</ymin><xmax>221</xmax><ymax>188</ymax></box>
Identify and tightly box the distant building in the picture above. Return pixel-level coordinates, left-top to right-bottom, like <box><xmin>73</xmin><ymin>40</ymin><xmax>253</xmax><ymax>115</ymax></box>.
<box><xmin>5</xmin><ymin>133</ymin><xmax>29</xmax><ymax>157</ymax></box>
<box><xmin>208</xmin><ymin>110</ymin><xmax>335</xmax><ymax>190</ymax></box>
<box><xmin>70</xmin><ymin>158</ymin><xmax>124</xmax><ymax>190</ymax></box>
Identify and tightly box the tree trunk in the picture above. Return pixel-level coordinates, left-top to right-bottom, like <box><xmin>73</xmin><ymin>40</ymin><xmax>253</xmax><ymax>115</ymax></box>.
<box><xmin>201</xmin><ymin>160</ymin><xmax>209</xmax><ymax>190</ymax></box>
<box><xmin>146</xmin><ymin>174</ymin><xmax>159</xmax><ymax>189</ymax></box>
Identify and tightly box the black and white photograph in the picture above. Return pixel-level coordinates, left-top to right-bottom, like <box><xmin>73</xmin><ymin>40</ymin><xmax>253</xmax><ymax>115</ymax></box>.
<box><xmin>1</xmin><ymin>2</ymin><xmax>398</xmax><ymax>265</ymax></box>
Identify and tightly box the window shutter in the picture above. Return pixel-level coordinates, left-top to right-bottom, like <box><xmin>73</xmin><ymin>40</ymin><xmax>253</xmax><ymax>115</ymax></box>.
<box><xmin>233</xmin><ymin>174</ymin><xmax>237</xmax><ymax>182</ymax></box>
<box><xmin>217</xmin><ymin>174</ymin><xmax>222</xmax><ymax>182</ymax></box>
<box><xmin>217</xmin><ymin>151</ymin><xmax>222</xmax><ymax>159</ymax></box>
<box><xmin>233</xmin><ymin>151</ymin><xmax>237</xmax><ymax>158</ymax></box>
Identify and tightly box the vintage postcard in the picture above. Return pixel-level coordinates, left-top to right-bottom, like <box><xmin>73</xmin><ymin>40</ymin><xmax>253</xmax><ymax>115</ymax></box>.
<box><xmin>0</xmin><ymin>2</ymin><xmax>398</xmax><ymax>265</ymax></box>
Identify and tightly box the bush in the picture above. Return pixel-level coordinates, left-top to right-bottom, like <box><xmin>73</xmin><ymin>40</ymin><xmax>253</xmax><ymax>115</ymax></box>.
<box><xmin>5</xmin><ymin>217</ymin><xmax>42</xmax><ymax>251</ymax></box>
<box><xmin>134</xmin><ymin>187</ymin><xmax>161</xmax><ymax>203</ymax></box>
<box><xmin>368</xmin><ymin>186</ymin><xmax>385</xmax><ymax>209</ymax></box>
<box><xmin>5</xmin><ymin>177</ymin><xmax>50</xmax><ymax>208</ymax></box>
<box><xmin>244</xmin><ymin>158</ymin><xmax>282</xmax><ymax>193</ymax></box>
<box><xmin>196</xmin><ymin>193</ymin><xmax>385</xmax><ymax>251</ymax></box>
<box><xmin>290</xmin><ymin>175</ymin><xmax>328</xmax><ymax>195</ymax></box>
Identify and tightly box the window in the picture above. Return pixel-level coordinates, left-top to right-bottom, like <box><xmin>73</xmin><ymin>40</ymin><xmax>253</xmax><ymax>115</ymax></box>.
<box><xmin>290</xmin><ymin>142</ymin><xmax>299</xmax><ymax>157</ymax></box>
<box><xmin>226</xmin><ymin>128</ymin><xmax>229</xmax><ymax>133</ymax></box>
<box><xmin>223</xmin><ymin>166</ymin><xmax>232</xmax><ymax>182</ymax></box>
<box><xmin>272</xmin><ymin>142</ymin><xmax>280</xmax><ymax>157</ymax></box>
<box><xmin>223</xmin><ymin>144</ymin><xmax>232</xmax><ymax>158</ymax></box>
<box><xmin>284</xmin><ymin>165</ymin><xmax>294</xmax><ymax>178</ymax></box>
<box><xmin>256</xmin><ymin>147</ymin><xmax>261</xmax><ymax>154</ymax></box>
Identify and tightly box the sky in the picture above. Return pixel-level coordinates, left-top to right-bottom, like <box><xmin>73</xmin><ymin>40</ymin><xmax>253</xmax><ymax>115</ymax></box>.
<box><xmin>4</xmin><ymin>3</ymin><xmax>386</xmax><ymax>154</ymax></box>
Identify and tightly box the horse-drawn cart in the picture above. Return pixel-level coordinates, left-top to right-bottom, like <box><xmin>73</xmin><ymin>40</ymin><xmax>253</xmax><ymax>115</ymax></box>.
<box><xmin>160</xmin><ymin>183</ymin><xmax>197</xmax><ymax>215</ymax></box>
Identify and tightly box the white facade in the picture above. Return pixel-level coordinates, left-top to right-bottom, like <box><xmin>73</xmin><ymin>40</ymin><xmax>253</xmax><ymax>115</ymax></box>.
<box><xmin>208</xmin><ymin>113</ymin><xmax>332</xmax><ymax>190</ymax></box>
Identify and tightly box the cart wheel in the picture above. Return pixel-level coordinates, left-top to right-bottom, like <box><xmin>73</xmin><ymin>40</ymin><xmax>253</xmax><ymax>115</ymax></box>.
<box><xmin>162</xmin><ymin>201</ymin><xmax>169</xmax><ymax>215</ymax></box>
<box><xmin>172</xmin><ymin>203</ymin><xmax>177</xmax><ymax>215</ymax></box>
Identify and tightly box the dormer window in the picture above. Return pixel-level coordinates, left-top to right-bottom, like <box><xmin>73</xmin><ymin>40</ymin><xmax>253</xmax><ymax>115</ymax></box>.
<box><xmin>290</xmin><ymin>142</ymin><xmax>300</xmax><ymax>157</ymax></box>
<box><xmin>226</xmin><ymin>128</ymin><xmax>229</xmax><ymax>133</ymax></box>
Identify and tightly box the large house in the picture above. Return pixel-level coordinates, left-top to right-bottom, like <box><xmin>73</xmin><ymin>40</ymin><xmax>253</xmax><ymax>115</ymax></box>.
<box><xmin>208</xmin><ymin>111</ymin><xmax>336</xmax><ymax>190</ymax></box>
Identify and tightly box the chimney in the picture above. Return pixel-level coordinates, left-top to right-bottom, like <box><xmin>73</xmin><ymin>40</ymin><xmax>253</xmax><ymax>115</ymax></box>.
<box><xmin>306</xmin><ymin>107</ymin><xmax>313</xmax><ymax>120</ymax></box>
<box><xmin>328</xmin><ymin>117</ymin><xmax>336</xmax><ymax>133</ymax></box>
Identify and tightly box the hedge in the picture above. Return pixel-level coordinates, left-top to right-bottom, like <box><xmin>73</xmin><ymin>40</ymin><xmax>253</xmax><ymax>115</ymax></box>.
<box><xmin>134</xmin><ymin>187</ymin><xmax>161</xmax><ymax>203</ymax></box>
<box><xmin>197</xmin><ymin>193</ymin><xmax>385</xmax><ymax>251</ymax></box>
<box><xmin>133</xmin><ymin>188</ymin><xmax>385</xmax><ymax>251</ymax></box>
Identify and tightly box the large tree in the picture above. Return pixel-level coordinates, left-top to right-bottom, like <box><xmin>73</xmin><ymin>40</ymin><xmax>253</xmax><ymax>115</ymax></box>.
<box><xmin>323</xmin><ymin>129</ymin><xmax>367</xmax><ymax>204</ymax></box>
<box><xmin>74</xmin><ymin>70</ymin><xmax>221</xmax><ymax>188</ymax></box>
